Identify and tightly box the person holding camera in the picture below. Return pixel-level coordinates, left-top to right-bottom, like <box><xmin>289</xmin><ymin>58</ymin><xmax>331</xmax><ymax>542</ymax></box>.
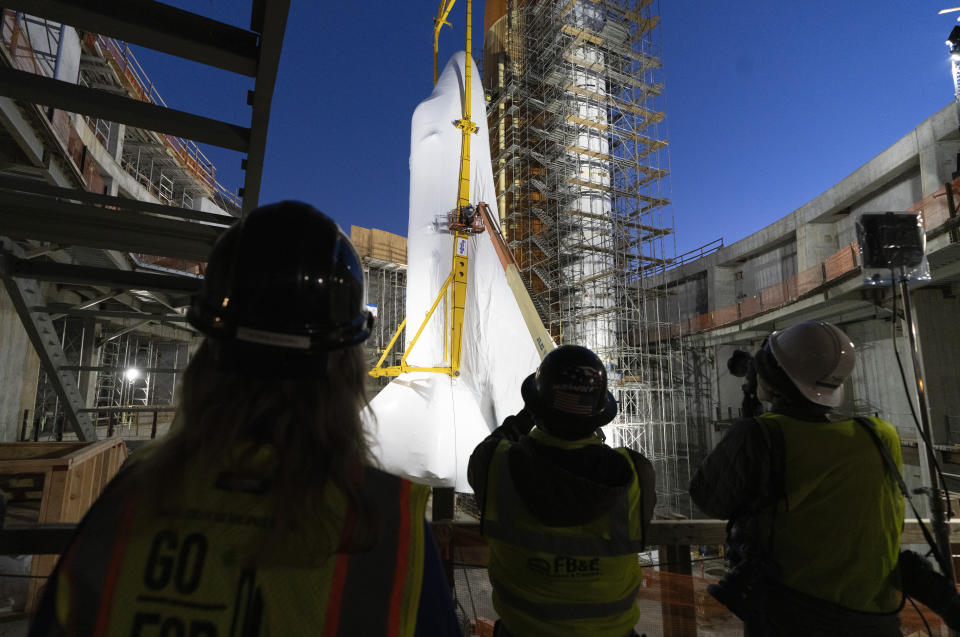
<box><xmin>468</xmin><ymin>345</ymin><xmax>656</xmax><ymax>637</ymax></box>
<box><xmin>689</xmin><ymin>320</ymin><xmax>905</xmax><ymax>636</ymax></box>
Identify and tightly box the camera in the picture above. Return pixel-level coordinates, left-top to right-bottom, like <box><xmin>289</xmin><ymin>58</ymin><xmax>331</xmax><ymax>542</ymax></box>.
<box><xmin>708</xmin><ymin>559</ymin><xmax>768</xmax><ymax>620</ymax></box>
<box><xmin>707</xmin><ymin>517</ymin><xmax>776</xmax><ymax>620</ymax></box>
<box><xmin>726</xmin><ymin>349</ymin><xmax>762</xmax><ymax>418</ymax></box>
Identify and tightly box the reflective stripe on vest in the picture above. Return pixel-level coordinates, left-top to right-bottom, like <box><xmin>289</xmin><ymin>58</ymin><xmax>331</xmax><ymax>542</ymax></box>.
<box><xmin>51</xmin><ymin>453</ymin><xmax>429</xmax><ymax>637</ymax></box>
<box><xmin>321</xmin><ymin>474</ymin><xmax>427</xmax><ymax>636</ymax></box>
<box><xmin>489</xmin><ymin>572</ymin><xmax>640</xmax><ymax>620</ymax></box>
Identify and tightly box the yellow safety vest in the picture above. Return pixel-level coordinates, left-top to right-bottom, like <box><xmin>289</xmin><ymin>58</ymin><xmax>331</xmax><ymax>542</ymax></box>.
<box><xmin>755</xmin><ymin>413</ymin><xmax>904</xmax><ymax>613</ymax></box>
<box><xmin>52</xmin><ymin>445</ymin><xmax>429</xmax><ymax>636</ymax></box>
<box><xmin>483</xmin><ymin>429</ymin><xmax>646</xmax><ymax>637</ymax></box>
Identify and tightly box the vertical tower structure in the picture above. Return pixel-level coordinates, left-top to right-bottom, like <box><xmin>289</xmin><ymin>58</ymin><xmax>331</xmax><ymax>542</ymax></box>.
<box><xmin>484</xmin><ymin>0</ymin><xmax>690</xmax><ymax>512</ymax></box>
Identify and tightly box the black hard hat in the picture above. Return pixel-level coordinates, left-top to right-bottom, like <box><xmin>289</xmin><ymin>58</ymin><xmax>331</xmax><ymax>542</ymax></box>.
<box><xmin>521</xmin><ymin>345</ymin><xmax>617</xmax><ymax>438</ymax></box>
<box><xmin>188</xmin><ymin>201</ymin><xmax>372</xmax><ymax>375</ymax></box>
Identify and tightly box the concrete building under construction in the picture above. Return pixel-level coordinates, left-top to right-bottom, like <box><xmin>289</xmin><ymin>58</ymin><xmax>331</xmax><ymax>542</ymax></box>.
<box><xmin>0</xmin><ymin>8</ymin><xmax>410</xmax><ymax>447</ymax></box>
<box><xmin>0</xmin><ymin>12</ymin><xmax>246</xmax><ymax>444</ymax></box>
<box><xmin>664</xmin><ymin>102</ymin><xmax>960</xmax><ymax>510</ymax></box>
<box><xmin>482</xmin><ymin>0</ymin><xmax>691</xmax><ymax>513</ymax></box>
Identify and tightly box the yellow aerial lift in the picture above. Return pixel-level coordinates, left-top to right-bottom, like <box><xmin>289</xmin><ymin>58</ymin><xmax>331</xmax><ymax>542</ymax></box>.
<box><xmin>370</xmin><ymin>0</ymin><xmax>552</xmax><ymax>379</ymax></box>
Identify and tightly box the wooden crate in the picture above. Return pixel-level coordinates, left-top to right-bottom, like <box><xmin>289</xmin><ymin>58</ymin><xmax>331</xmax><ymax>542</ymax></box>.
<box><xmin>0</xmin><ymin>439</ymin><xmax>127</xmax><ymax>612</ymax></box>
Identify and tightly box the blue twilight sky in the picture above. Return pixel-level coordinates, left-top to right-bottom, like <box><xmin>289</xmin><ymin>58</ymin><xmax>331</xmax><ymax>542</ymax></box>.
<box><xmin>134</xmin><ymin>1</ymin><xmax>958</xmax><ymax>256</ymax></box>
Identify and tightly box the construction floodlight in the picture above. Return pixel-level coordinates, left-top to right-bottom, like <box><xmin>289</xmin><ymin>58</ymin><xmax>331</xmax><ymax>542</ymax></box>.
<box><xmin>949</xmin><ymin>25</ymin><xmax>960</xmax><ymax>49</ymax></box>
<box><xmin>856</xmin><ymin>212</ymin><xmax>930</xmax><ymax>285</ymax></box>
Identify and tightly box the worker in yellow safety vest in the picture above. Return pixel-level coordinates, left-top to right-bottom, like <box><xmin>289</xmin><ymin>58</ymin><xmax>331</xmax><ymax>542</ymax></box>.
<box><xmin>468</xmin><ymin>345</ymin><xmax>657</xmax><ymax>637</ymax></box>
<box><xmin>29</xmin><ymin>201</ymin><xmax>460</xmax><ymax>637</ymax></box>
<box><xmin>690</xmin><ymin>320</ymin><xmax>905</xmax><ymax>636</ymax></box>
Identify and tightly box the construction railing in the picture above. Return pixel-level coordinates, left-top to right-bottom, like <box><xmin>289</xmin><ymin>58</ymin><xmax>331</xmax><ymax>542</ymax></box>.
<box><xmin>0</xmin><ymin>11</ymin><xmax>240</xmax><ymax>211</ymax></box>
<box><xmin>0</xmin><ymin>11</ymin><xmax>105</xmax><ymax>196</ymax></box>
<box><xmin>94</xmin><ymin>35</ymin><xmax>240</xmax><ymax>209</ymax></box>
<box><xmin>665</xmin><ymin>238</ymin><xmax>724</xmax><ymax>271</ymax></box>
<box><xmin>434</xmin><ymin>519</ymin><xmax>960</xmax><ymax>636</ymax></box>
<box><xmin>673</xmin><ymin>241</ymin><xmax>862</xmax><ymax>338</ymax></box>
<box><xmin>1</xmin><ymin>518</ymin><xmax>956</xmax><ymax>633</ymax></box>
<box><xmin>669</xmin><ymin>177</ymin><xmax>960</xmax><ymax>339</ymax></box>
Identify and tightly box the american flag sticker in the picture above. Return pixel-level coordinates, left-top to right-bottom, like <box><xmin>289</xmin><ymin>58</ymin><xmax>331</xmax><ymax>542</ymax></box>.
<box><xmin>552</xmin><ymin>390</ymin><xmax>594</xmax><ymax>415</ymax></box>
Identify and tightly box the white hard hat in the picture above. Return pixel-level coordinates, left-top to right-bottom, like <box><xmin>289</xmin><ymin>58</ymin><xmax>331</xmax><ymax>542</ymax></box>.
<box><xmin>766</xmin><ymin>320</ymin><xmax>855</xmax><ymax>408</ymax></box>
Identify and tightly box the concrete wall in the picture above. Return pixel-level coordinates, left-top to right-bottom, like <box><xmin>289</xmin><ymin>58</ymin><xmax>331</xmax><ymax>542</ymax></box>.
<box><xmin>671</xmin><ymin>273</ymin><xmax>707</xmax><ymax>320</ymax></box>
<box><xmin>706</xmin><ymin>265</ymin><xmax>736</xmax><ymax>309</ymax></box>
<box><xmin>738</xmin><ymin>242</ymin><xmax>797</xmax><ymax>297</ymax></box>
<box><xmin>22</xmin><ymin>21</ymin><xmax>80</xmax><ymax>82</ymax></box>
<box><xmin>844</xmin><ymin>318</ymin><xmax>918</xmax><ymax>435</ymax></box>
<box><xmin>0</xmin><ymin>286</ymin><xmax>40</xmax><ymax>441</ymax></box>
<box><xmin>836</xmin><ymin>166</ymin><xmax>923</xmax><ymax>247</ymax></box>
<box><xmin>197</xmin><ymin>197</ymin><xmax>231</xmax><ymax>216</ymax></box>
<box><xmin>56</xmin><ymin>26</ymin><xmax>81</xmax><ymax>83</ymax></box>
<box><xmin>912</xmin><ymin>290</ymin><xmax>960</xmax><ymax>446</ymax></box>
<box><xmin>796</xmin><ymin>222</ymin><xmax>838</xmax><ymax>271</ymax></box>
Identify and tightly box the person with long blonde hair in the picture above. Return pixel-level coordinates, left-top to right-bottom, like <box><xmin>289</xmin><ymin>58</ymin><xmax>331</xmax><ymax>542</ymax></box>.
<box><xmin>30</xmin><ymin>201</ymin><xmax>459</xmax><ymax>636</ymax></box>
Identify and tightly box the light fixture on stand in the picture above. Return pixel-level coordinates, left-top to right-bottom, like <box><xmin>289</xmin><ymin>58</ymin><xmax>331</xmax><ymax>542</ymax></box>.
<box><xmin>857</xmin><ymin>212</ymin><xmax>953</xmax><ymax>585</ymax></box>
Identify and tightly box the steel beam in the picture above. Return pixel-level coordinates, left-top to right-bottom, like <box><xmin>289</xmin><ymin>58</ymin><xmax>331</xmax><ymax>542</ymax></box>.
<box><xmin>0</xmin><ymin>175</ymin><xmax>237</xmax><ymax>226</ymax></box>
<box><xmin>0</xmin><ymin>240</ymin><xmax>96</xmax><ymax>440</ymax></box>
<box><xmin>36</xmin><ymin>305</ymin><xmax>188</xmax><ymax>321</ymax></box>
<box><xmin>240</xmin><ymin>0</ymin><xmax>290</xmax><ymax>213</ymax></box>
<box><xmin>0</xmin><ymin>190</ymin><xmax>222</xmax><ymax>260</ymax></box>
<box><xmin>8</xmin><ymin>259</ymin><xmax>201</xmax><ymax>294</ymax></box>
<box><xmin>6</xmin><ymin>0</ymin><xmax>259</xmax><ymax>76</ymax></box>
<box><xmin>0</xmin><ymin>66</ymin><xmax>250</xmax><ymax>152</ymax></box>
<box><xmin>78</xmin><ymin>405</ymin><xmax>176</xmax><ymax>413</ymax></box>
<box><xmin>59</xmin><ymin>366</ymin><xmax>185</xmax><ymax>373</ymax></box>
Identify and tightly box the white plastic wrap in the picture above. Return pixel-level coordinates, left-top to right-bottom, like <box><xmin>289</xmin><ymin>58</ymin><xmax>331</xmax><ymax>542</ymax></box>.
<box><xmin>363</xmin><ymin>53</ymin><xmax>542</xmax><ymax>490</ymax></box>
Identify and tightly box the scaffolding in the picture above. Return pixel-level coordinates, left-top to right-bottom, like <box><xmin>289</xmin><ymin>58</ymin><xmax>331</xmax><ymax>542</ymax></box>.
<box><xmin>78</xmin><ymin>35</ymin><xmax>240</xmax><ymax>213</ymax></box>
<box><xmin>92</xmin><ymin>334</ymin><xmax>186</xmax><ymax>438</ymax></box>
<box><xmin>352</xmin><ymin>225</ymin><xmax>409</xmax><ymax>392</ymax></box>
<box><xmin>362</xmin><ymin>257</ymin><xmax>408</xmax><ymax>390</ymax></box>
<box><xmin>485</xmin><ymin>0</ymin><xmax>690</xmax><ymax>513</ymax></box>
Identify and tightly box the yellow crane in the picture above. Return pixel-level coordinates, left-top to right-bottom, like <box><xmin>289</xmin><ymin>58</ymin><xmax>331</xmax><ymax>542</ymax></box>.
<box><xmin>370</xmin><ymin>0</ymin><xmax>482</xmax><ymax>379</ymax></box>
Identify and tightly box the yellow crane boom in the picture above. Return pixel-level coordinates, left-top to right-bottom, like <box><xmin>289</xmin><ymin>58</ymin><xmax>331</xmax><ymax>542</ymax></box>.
<box><xmin>371</xmin><ymin>0</ymin><xmax>478</xmax><ymax>379</ymax></box>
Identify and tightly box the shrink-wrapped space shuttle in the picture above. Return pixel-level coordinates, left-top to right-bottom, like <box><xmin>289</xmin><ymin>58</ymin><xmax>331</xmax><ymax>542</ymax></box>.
<box><xmin>363</xmin><ymin>53</ymin><xmax>547</xmax><ymax>491</ymax></box>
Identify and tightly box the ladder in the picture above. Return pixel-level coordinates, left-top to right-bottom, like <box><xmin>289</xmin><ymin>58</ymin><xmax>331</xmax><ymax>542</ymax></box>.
<box><xmin>94</xmin><ymin>338</ymin><xmax>122</xmax><ymax>431</ymax></box>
